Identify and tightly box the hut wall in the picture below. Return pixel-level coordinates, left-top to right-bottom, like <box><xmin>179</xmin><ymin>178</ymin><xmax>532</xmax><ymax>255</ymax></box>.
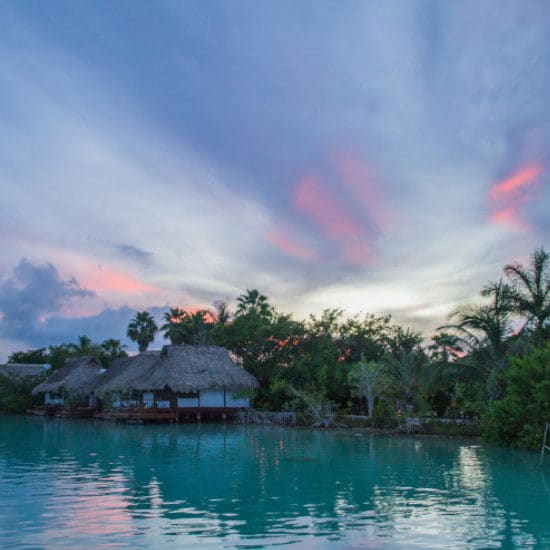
<box><xmin>143</xmin><ymin>392</ymin><xmax>155</xmax><ymax>408</ymax></box>
<box><xmin>154</xmin><ymin>389</ymin><xmax>173</xmax><ymax>409</ymax></box>
<box><xmin>112</xmin><ymin>394</ymin><xmax>140</xmax><ymax>408</ymax></box>
<box><xmin>177</xmin><ymin>393</ymin><xmax>199</xmax><ymax>408</ymax></box>
<box><xmin>199</xmin><ymin>391</ymin><xmax>225</xmax><ymax>408</ymax></box>
<box><xmin>225</xmin><ymin>393</ymin><xmax>250</xmax><ymax>408</ymax></box>
<box><xmin>45</xmin><ymin>392</ymin><xmax>64</xmax><ymax>406</ymax></box>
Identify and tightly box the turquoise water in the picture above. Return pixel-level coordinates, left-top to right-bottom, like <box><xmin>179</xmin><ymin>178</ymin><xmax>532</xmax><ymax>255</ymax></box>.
<box><xmin>0</xmin><ymin>416</ymin><xmax>548</xmax><ymax>548</ymax></box>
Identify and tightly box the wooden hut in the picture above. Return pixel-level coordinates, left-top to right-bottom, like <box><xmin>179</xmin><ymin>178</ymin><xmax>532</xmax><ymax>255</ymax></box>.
<box><xmin>31</xmin><ymin>356</ymin><xmax>103</xmax><ymax>414</ymax></box>
<box><xmin>93</xmin><ymin>351</ymin><xmax>160</xmax><ymax>409</ymax></box>
<box><xmin>95</xmin><ymin>345</ymin><xmax>258</xmax><ymax>422</ymax></box>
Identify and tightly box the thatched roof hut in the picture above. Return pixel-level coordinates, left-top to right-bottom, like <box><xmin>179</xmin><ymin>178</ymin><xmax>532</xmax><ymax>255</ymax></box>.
<box><xmin>32</xmin><ymin>356</ymin><xmax>103</xmax><ymax>396</ymax></box>
<box><xmin>135</xmin><ymin>345</ymin><xmax>259</xmax><ymax>394</ymax></box>
<box><xmin>0</xmin><ymin>363</ymin><xmax>48</xmax><ymax>380</ymax></box>
<box><xmin>93</xmin><ymin>351</ymin><xmax>160</xmax><ymax>397</ymax></box>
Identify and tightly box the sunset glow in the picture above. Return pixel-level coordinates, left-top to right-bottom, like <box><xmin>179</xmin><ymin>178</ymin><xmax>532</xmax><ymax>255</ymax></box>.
<box><xmin>488</xmin><ymin>164</ymin><xmax>544</xmax><ymax>231</ymax></box>
<box><xmin>79</xmin><ymin>267</ymin><xmax>159</xmax><ymax>295</ymax></box>
<box><xmin>489</xmin><ymin>164</ymin><xmax>543</xmax><ymax>199</ymax></box>
<box><xmin>294</xmin><ymin>175</ymin><xmax>362</xmax><ymax>240</ymax></box>
<box><xmin>266</xmin><ymin>229</ymin><xmax>318</xmax><ymax>261</ymax></box>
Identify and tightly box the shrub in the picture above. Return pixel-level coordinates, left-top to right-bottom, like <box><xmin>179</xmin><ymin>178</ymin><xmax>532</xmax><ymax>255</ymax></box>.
<box><xmin>483</xmin><ymin>342</ymin><xmax>550</xmax><ymax>449</ymax></box>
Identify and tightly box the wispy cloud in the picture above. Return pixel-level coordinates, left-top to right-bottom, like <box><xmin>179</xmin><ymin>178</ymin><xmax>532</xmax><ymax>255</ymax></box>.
<box><xmin>488</xmin><ymin>164</ymin><xmax>544</xmax><ymax>231</ymax></box>
<box><xmin>0</xmin><ymin>1</ymin><xmax>549</xmax><ymax>358</ymax></box>
<box><xmin>293</xmin><ymin>174</ymin><xmax>374</xmax><ymax>266</ymax></box>
<box><xmin>265</xmin><ymin>229</ymin><xmax>318</xmax><ymax>261</ymax></box>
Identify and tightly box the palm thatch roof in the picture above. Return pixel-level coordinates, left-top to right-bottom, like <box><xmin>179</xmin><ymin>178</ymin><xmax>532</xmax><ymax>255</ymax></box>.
<box><xmin>32</xmin><ymin>356</ymin><xmax>103</xmax><ymax>396</ymax></box>
<box><xmin>135</xmin><ymin>345</ymin><xmax>259</xmax><ymax>393</ymax></box>
<box><xmin>0</xmin><ymin>363</ymin><xmax>48</xmax><ymax>379</ymax></box>
<box><xmin>93</xmin><ymin>345</ymin><xmax>258</xmax><ymax>396</ymax></box>
<box><xmin>93</xmin><ymin>351</ymin><xmax>160</xmax><ymax>397</ymax></box>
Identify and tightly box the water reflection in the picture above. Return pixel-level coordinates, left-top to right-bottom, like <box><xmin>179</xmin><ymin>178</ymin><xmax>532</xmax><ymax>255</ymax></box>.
<box><xmin>0</xmin><ymin>416</ymin><xmax>548</xmax><ymax>548</ymax></box>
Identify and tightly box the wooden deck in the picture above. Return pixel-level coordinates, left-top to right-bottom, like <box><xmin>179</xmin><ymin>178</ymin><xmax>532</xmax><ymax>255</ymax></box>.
<box><xmin>27</xmin><ymin>406</ymin><xmax>59</xmax><ymax>417</ymax></box>
<box><xmin>95</xmin><ymin>407</ymin><xmax>244</xmax><ymax>424</ymax></box>
<box><xmin>28</xmin><ymin>406</ymin><xmax>95</xmax><ymax>418</ymax></box>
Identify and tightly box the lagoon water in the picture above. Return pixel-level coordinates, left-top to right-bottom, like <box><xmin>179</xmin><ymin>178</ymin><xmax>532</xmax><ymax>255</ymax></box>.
<box><xmin>0</xmin><ymin>416</ymin><xmax>548</xmax><ymax>549</ymax></box>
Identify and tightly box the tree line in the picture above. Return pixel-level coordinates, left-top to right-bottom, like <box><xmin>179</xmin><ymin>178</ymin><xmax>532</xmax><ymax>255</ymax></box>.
<box><xmin>5</xmin><ymin>248</ymin><xmax>550</xmax><ymax>449</ymax></box>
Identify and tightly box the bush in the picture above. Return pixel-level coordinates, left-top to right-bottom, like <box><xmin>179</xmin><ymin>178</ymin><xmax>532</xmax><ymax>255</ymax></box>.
<box><xmin>483</xmin><ymin>342</ymin><xmax>550</xmax><ymax>449</ymax></box>
<box><xmin>0</xmin><ymin>374</ymin><xmax>43</xmax><ymax>414</ymax></box>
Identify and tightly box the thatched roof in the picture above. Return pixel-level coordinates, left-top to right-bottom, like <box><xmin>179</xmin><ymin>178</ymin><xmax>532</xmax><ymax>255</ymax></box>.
<box><xmin>93</xmin><ymin>345</ymin><xmax>258</xmax><ymax>395</ymax></box>
<box><xmin>134</xmin><ymin>345</ymin><xmax>259</xmax><ymax>393</ymax></box>
<box><xmin>0</xmin><ymin>363</ymin><xmax>48</xmax><ymax>379</ymax></box>
<box><xmin>32</xmin><ymin>356</ymin><xmax>103</xmax><ymax>396</ymax></box>
<box><xmin>93</xmin><ymin>351</ymin><xmax>160</xmax><ymax>397</ymax></box>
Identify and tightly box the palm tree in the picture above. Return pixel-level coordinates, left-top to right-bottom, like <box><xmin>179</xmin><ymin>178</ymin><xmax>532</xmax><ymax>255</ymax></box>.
<box><xmin>161</xmin><ymin>307</ymin><xmax>189</xmax><ymax>345</ymax></box>
<box><xmin>188</xmin><ymin>309</ymin><xmax>212</xmax><ymax>345</ymax></box>
<box><xmin>100</xmin><ymin>338</ymin><xmax>127</xmax><ymax>359</ymax></box>
<box><xmin>236</xmin><ymin>289</ymin><xmax>273</xmax><ymax>319</ymax></box>
<box><xmin>439</xmin><ymin>280</ymin><xmax>515</xmax><ymax>398</ymax></box>
<box><xmin>127</xmin><ymin>311</ymin><xmax>158</xmax><ymax>352</ymax></box>
<box><xmin>213</xmin><ymin>300</ymin><xmax>231</xmax><ymax>326</ymax></box>
<box><xmin>504</xmin><ymin>247</ymin><xmax>550</xmax><ymax>332</ymax></box>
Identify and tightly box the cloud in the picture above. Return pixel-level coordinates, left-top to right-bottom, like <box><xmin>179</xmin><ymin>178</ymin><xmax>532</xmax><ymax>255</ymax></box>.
<box><xmin>293</xmin><ymin>174</ymin><xmax>374</xmax><ymax>265</ymax></box>
<box><xmin>78</xmin><ymin>266</ymin><xmax>160</xmax><ymax>295</ymax></box>
<box><xmin>488</xmin><ymin>163</ymin><xmax>544</xmax><ymax>231</ymax></box>
<box><xmin>1</xmin><ymin>1</ymin><xmax>549</xmax><ymax>342</ymax></box>
<box><xmin>107</xmin><ymin>242</ymin><xmax>154</xmax><ymax>265</ymax></box>
<box><xmin>0</xmin><ymin>259</ymin><xmax>95</xmax><ymax>336</ymax></box>
<box><xmin>265</xmin><ymin>229</ymin><xmax>318</xmax><ymax>261</ymax></box>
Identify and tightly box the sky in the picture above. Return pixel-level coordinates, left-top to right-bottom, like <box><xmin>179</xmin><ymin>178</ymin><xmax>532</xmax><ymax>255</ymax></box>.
<box><xmin>1</xmin><ymin>1</ymin><xmax>549</xmax><ymax>360</ymax></box>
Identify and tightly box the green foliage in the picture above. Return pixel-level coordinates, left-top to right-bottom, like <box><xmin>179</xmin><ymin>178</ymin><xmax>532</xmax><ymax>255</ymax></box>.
<box><xmin>8</xmin><ymin>348</ymin><xmax>49</xmax><ymax>364</ymax></box>
<box><xmin>5</xmin><ymin>247</ymin><xmax>547</xmax><ymax>437</ymax></box>
<box><xmin>447</xmin><ymin>380</ymin><xmax>487</xmax><ymax>419</ymax></box>
<box><xmin>483</xmin><ymin>342</ymin><xmax>550</xmax><ymax>449</ymax></box>
<box><xmin>504</xmin><ymin>246</ymin><xmax>550</xmax><ymax>331</ymax></box>
<box><xmin>0</xmin><ymin>373</ymin><xmax>44</xmax><ymax>413</ymax></box>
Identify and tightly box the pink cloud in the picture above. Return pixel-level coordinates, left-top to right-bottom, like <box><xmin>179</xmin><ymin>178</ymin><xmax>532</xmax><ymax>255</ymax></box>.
<box><xmin>342</xmin><ymin>241</ymin><xmax>373</xmax><ymax>266</ymax></box>
<box><xmin>266</xmin><ymin>229</ymin><xmax>318</xmax><ymax>261</ymax></box>
<box><xmin>294</xmin><ymin>174</ymin><xmax>362</xmax><ymax>239</ymax></box>
<box><xmin>489</xmin><ymin>164</ymin><xmax>543</xmax><ymax>200</ymax></box>
<box><xmin>488</xmin><ymin>163</ymin><xmax>543</xmax><ymax>231</ymax></box>
<box><xmin>293</xmin><ymin>174</ymin><xmax>374</xmax><ymax>265</ymax></box>
<box><xmin>489</xmin><ymin>207</ymin><xmax>527</xmax><ymax>232</ymax></box>
<box><xmin>78</xmin><ymin>266</ymin><xmax>159</xmax><ymax>294</ymax></box>
<box><xmin>331</xmin><ymin>150</ymin><xmax>392</xmax><ymax>232</ymax></box>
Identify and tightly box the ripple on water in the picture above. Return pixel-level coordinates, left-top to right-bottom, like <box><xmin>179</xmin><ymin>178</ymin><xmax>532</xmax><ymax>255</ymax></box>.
<box><xmin>0</xmin><ymin>418</ymin><xmax>548</xmax><ymax>548</ymax></box>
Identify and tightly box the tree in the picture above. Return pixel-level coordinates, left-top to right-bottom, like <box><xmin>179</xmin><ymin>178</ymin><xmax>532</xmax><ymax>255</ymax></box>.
<box><xmin>100</xmin><ymin>339</ymin><xmax>127</xmax><ymax>367</ymax></box>
<box><xmin>161</xmin><ymin>308</ymin><xmax>189</xmax><ymax>345</ymax></box>
<box><xmin>504</xmin><ymin>247</ymin><xmax>550</xmax><ymax>333</ymax></box>
<box><xmin>348</xmin><ymin>359</ymin><xmax>385</xmax><ymax>417</ymax></box>
<box><xmin>484</xmin><ymin>341</ymin><xmax>550</xmax><ymax>449</ymax></box>
<box><xmin>8</xmin><ymin>348</ymin><xmax>48</xmax><ymax>364</ymax></box>
<box><xmin>127</xmin><ymin>311</ymin><xmax>158</xmax><ymax>352</ymax></box>
<box><xmin>187</xmin><ymin>309</ymin><xmax>213</xmax><ymax>345</ymax></box>
<box><xmin>440</xmin><ymin>280</ymin><xmax>515</xmax><ymax>399</ymax></box>
<box><xmin>236</xmin><ymin>289</ymin><xmax>273</xmax><ymax>319</ymax></box>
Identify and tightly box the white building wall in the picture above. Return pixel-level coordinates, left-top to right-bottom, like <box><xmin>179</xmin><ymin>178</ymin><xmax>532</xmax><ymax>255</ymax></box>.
<box><xmin>177</xmin><ymin>397</ymin><xmax>199</xmax><ymax>408</ymax></box>
<box><xmin>199</xmin><ymin>391</ymin><xmax>225</xmax><ymax>407</ymax></box>
<box><xmin>225</xmin><ymin>393</ymin><xmax>250</xmax><ymax>408</ymax></box>
<box><xmin>45</xmin><ymin>392</ymin><xmax>64</xmax><ymax>406</ymax></box>
<box><xmin>143</xmin><ymin>392</ymin><xmax>154</xmax><ymax>408</ymax></box>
